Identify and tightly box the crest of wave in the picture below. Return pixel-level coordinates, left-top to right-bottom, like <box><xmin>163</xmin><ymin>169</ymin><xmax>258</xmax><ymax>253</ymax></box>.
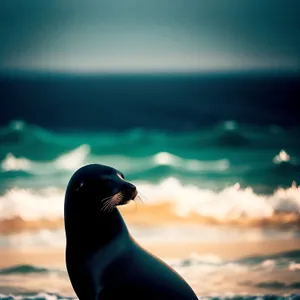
<box><xmin>1</xmin><ymin>144</ymin><xmax>90</xmax><ymax>173</ymax></box>
<box><xmin>0</xmin><ymin>178</ymin><xmax>299</xmax><ymax>223</ymax></box>
<box><xmin>1</xmin><ymin>153</ymin><xmax>32</xmax><ymax>171</ymax></box>
<box><xmin>0</xmin><ymin>188</ymin><xmax>63</xmax><ymax>221</ymax></box>
<box><xmin>137</xmin><ymin>179</ymin><xmax>300</xmax><ymax>220</ymax></box>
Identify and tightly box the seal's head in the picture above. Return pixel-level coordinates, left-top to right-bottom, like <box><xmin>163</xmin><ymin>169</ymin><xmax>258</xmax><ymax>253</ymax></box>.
<box><xmin>65</xmin><ymin>164</ymin><xmax>137</xmax><ymax>213</ymax></box>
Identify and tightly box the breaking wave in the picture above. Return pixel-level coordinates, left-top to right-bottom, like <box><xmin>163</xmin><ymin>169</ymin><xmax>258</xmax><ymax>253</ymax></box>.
<box><xmin>0</xmin><ymin>179</ymin><xmax>299</xmax><ymax>234</ymax></box>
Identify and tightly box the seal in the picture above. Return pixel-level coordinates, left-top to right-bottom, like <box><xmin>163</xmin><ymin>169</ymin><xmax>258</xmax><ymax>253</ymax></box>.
<box><xmin>64</xmin><ymin>164</ymin><xmax>198</xmax><ymax>300</ymax></box>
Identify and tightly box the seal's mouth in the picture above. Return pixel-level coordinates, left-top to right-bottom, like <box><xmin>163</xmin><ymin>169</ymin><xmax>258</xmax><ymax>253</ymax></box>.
<box><xmin>117</xmin><ymin>188</ymin><xmax>138</xmax><ymax>206</ymax></box>
<box><xmin>101</xmin><ymin>188</ymin><xmax>138</xmax><ymax>211</ymax></box>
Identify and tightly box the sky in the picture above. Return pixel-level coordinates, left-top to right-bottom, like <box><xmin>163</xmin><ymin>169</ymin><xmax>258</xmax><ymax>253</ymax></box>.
<box><xmin>0</xmin><ymin>0</ymin><xmax>299</xmax><ymax>73</ymax></box>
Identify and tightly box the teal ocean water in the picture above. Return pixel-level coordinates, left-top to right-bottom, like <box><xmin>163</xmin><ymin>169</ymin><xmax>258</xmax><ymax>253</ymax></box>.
<box><xmin>0</xmin><ymin>118</ymin><xmax>299</xmax><ymax>239</ymax></box>
<box><xmin>0</xmin><ymin>118</ymin><xmax>299</xmax><ymax>240</ymax></box>
<box><xmin>0</xmin><ymin>118</ymin><xmax>300</xmax><ymax>299</ymax></box>
<box><xmin>0</xmin><ymin>73</ymin><xmax>299</xmax><ymax>298</ymax></box>
<box><xmin>1</xmin><ymin>119</ymin><xmax>299</xmax><ymax>190</ymax></box>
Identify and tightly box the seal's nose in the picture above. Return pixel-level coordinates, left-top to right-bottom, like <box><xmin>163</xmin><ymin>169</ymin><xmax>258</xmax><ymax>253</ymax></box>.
<box><xmin>132</xmin><ymin>187</ymin><xmax>138</xmax><ymax>200</ymax></box>
<box><xmin>124</xmin><ymin>183</ymin><xmax>137</xmax><ymax>200</ymax></box>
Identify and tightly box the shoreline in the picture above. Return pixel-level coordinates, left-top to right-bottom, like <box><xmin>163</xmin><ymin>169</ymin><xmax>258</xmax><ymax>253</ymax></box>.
<box><xmin>1</xmin><ymin>207</ymin><xmax>299</xmax><ymax>235</ymax></box>
<box><xmin>0</xmin><ymin>239</ymin><xmax>300</xmax><ymax>269</ymax></box>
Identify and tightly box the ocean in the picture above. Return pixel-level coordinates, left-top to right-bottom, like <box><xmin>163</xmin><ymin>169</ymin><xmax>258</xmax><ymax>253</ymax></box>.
<box><xmin>0</xmin><ymin>72</ymin><xmax>299</xmax><ymax>299</ymax></box>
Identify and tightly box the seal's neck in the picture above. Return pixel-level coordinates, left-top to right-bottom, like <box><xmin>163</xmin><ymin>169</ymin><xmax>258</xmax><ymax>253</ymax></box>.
<box><xmin>65</xmin><ymin>208</ymin><xmax>129</xmax><ymax>258</ymax></box>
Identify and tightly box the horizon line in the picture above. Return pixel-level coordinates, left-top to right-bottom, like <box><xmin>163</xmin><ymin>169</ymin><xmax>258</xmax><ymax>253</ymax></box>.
<box><xmin>0</xmin><ymin>67</ymin><xmax>299</xmax><ymax>77</ymax></box>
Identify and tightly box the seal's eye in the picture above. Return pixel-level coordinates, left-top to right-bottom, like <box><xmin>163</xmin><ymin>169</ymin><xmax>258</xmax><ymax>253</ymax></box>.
<box><xmin>76</xmin><ymin>181</ymin><xmax>86</xmax><ymax>192</ymax></box>
<box><xmin>118</xmin><ymin>172</ymin><xmax>124</xmax><ymax>179</ymax></box>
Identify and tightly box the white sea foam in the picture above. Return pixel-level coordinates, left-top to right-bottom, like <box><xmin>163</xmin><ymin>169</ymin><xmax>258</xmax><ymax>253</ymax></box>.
<box><xmin>88</xmin><ymin>151</ymin><xmax>229</xmax><ymax>174</ymax></box>
<box><xmin>261</xmin><ymin>259</ymin><xmax>276</xmax><ymax>270</ymax></box>
<box><xmin>273</xmin><ymin>150</ymin><xmax>291</xmax><ymax>164</ymax></box>
<box><xmin>0</xmin><ymin>178</ymin><xmax>299</xmax><ymax>223</ymax></box>
<box><xmin>0</xmin><ymin>187</ymin><xmax>63</xmax><ymax>220</ymax></box>
<box><xmin>1</xmin><ymin>149</ymin><xmax>229</xmax><ymax>175</ymax></box>
<box><xmin>1</xmin><ymin>145</ymin><xmax>90</xmax><ymax>174</ymax></box>
<box><xmin>0</xmin><ymin>229</ymin><xmax>66</xmax><ymax>248</ymax></box>
<box><xmin>288</xmin><ymin>262</ymin><xmax>300</xmax><ymax>271</ymax></box>
<box><xmin>152</xmin><ymin>152</ymin><xmax>229</xmax><ymax>172</ymax></box>
<box><xmin>273</xmin><ymin>149</ymin><xmax>299</xmax><ymax>165</ymax></box>
<box><xmin>137</xmin><ymin>178</ymin><xmax>300</xmax><ymax>219</ymax></box>
<box><xmin>8</xmin><ymin>293</ymin><xmax>69</xmax><ymax>300</ymax></box>
<box><xmin>2</xmin><ymin>223</ymin><xmax>296</xmax><ymax>249</ymax></box>
<box><xmin>1</xmin><ymin>153</ymin><xmax>32</xmax><ymax>171</ymax></box>
<box><xmin>54</xmin><ymin>144</ymin><xmax>90</xmax><ymax>170</ymax></box>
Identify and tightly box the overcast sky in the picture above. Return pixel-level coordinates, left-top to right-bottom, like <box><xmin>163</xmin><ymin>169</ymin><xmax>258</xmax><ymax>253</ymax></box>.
<box><xmin>0</xmin><ymin>0</ymin><xmax>299</xmax><ymax>73</ymax></box>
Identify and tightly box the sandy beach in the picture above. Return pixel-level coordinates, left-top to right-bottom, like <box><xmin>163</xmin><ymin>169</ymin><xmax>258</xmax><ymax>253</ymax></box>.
<box><xmin>1</xmin><ymin>238</ymin><xmax>300</xmax><ymax>297</ymax></box>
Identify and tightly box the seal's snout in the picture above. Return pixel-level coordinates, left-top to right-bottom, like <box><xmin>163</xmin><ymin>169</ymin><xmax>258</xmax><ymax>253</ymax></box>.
<box><xmin>124</xmin><ymin>184</ymin><xmax>137</xmax><ymax>200</ymax></box>
<box><xmin>131</xmin><ymin>187</ymin><xmax>138</xmax><ymax>200</ymax></box>
<box><xmin>118</xmin><ymin>183</ymin><xmax>137</xmax><ymax>206</ymax></box>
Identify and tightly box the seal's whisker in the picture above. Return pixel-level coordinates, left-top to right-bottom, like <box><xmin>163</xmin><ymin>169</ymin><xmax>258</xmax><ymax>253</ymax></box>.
<box><xmin>101</xmin><ymin>196</ymin><xmax>116</xmax><ymax>212</ymax></box>
<box><xmin>111</xmin><ymin>192</ymin><xmax>123</xmax><ymax>206</ymax></box>
<box><xmin>101</xmin><ymin>200</ymin><xmax>111</xmax><ymax>212</ymax></box>
<box><xmin>109</xmin><ymin>198</ymin><xmax>118</xmax><ymax>209</ymax></box>
<box><xmin>108</xmin><ymin>202</ymin><xmax>115</xmax><ymax>212</ymax></box>
<box><xmin>101</xmin><ymin>192</ymin><xmax>122</xmax><ymax>212</ymax></box>
<box><xmin>134</xmin><ymin>199</ymin><xmax>138</xmax><ymax>212</ymax></box>
<box><xmin>107</xmin><ymin>201</ymin><xmax>115</xmax><ymax>211</ymax></box>
<box><xmin>117</xmin><ymin>192</ymin><xmax>125</xmax><ymax>204</ymax></box>
<box><xmin>116</xmin><ymin>192</ymin><xmax>123</xmax><ymax>202</ymax></box>
<box><xmin>105</xmin><ymin>192</ymin><xmax>124</xmax><ymax>211</ymax></box>
<box><xmin>102</xmin><ymin>202</ymin><xmax>108</xmax><ymax>211</ymax></box>
<box><xmin>101</xmin><ymin>200</ymin><xmax>108</xmax><ymax>211</ymax></box>
<box><xmin>109</xmin><ymin>194</ymin><xmax>119</xmax><ymax>209</ymax></box>
<box><xmin>134</xmin><ymin>193</ymin><xmax>145</xmax><ymax>204</ymax></box>
<box><xmin>101</xmin><ymin>195</ymin><xmax>113</xmax><ymax>202</ymax></box>
<box><xmin>136</xmin><ymin>192</ymin><xmax>148</xmax><ymax>203</ymax></box>
<box><xmin>135</xmin><ymin>195</ymin><xmax>143</xmax><ymax>203</ymax></box>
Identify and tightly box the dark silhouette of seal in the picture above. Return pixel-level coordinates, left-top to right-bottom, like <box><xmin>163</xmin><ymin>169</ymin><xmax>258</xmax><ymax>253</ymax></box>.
<box><xmin>64</xmin><ymin>164</ymin><xmax>198</xmax><ymax>300</ymax></box>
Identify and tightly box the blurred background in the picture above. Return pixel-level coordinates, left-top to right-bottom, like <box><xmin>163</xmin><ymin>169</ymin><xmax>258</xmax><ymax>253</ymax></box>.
<box><xmin>0</xmin><ymin>1</ymin><xmax>299</xmax><ymax>299</ymax></box>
